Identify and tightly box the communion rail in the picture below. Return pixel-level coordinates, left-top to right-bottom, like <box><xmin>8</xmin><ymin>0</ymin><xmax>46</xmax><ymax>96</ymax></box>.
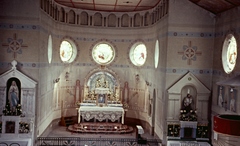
<box><xmin>37</xmin><ymin>137</ymin><xmax>161</xmax><ymax>146</ymax></box>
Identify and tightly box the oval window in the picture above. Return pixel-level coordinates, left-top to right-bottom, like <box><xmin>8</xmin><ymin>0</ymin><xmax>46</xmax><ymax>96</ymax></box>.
<box><xmin>129</xmin><ymin>42</ymin><xmax>147</xmax><ymax>66</ymax></box>
<box><xmin>154</xmin><ymin>40</ymin><xmax>159</xmax><ymax>68</ymax></box>
<box><xmin>48</xmin><ymin>35</ymin><xmax>52</xmax><ymax>64</ymax></box>
<box><xmin>222</xmin><ymin>34</ymin><xmax>237</xmax><ymax>74</ymax></box>
<box><xmin>59</xmin><ymin>39</ymin><xmax>77</xmax><ymax>63</ymax></box>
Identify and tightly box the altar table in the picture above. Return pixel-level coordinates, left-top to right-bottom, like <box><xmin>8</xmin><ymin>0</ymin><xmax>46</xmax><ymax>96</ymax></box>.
<box><xmin>78</xmin><ymin>106</ymin><xmax>125</xmax><ymax>124</ymax></box>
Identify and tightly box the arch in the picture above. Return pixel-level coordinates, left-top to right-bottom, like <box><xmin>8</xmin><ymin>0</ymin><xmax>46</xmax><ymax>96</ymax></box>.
<box><xmin>80</xmin><ymin>11</ymin><xmax>88</xmax><ymax>25</ymax></box>
<box><xmin>59</xmin><ymin>7</ymin><xmax>65</xmax><ymax>22</ymax></box>
<box><xmin>68</xmin><ymin>10</ymin><xmax>75</xmax><ymax>24</ymax></box>
<box><xmin>134</xmin><ymin>13</ymin><xmax>141</xmax><ymax>27</ymax></box>
<box><xmin>94</xmin><ymin>13</ymin><xmax>102</xmax><ymax>26</ymax></box>
<box><xmin>121</xmin><ymin>14</ymin><xmax>129</xmax><ymax>27</ymax></box>
<box><xmin>108</xmin><ymin>14</ymin><xmax>116</xmax><ymax>27</ymax></box>
<box><xmin>144</xmin><ymin>12</ymin><xmax>150</xmax><ymax>26</ymax></box>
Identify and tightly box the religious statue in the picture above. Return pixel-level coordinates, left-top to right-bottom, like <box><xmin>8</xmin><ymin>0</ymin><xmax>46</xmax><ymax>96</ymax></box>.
<box><xmin>8</xmin><ymin>80</ymin><xmax>19</xmax><ymax>112</ymax></box>
<box><xmin>180</xmin><ymin>93</ymin><xmax>197</xmax><ymax>121</ymax></box>
<box><xmin>182</xmin><ymin>94</ymin><xmax>194</xmax><ymax>113</ymax></box>
<box><xmin>218</xmin><ymin>87</ymin><xmax>224</xmax><ymax>107</ymax></box>
<box><xmin>229</xmin><ymin>89</ymin><xmax>236</xmax><ymax>112</ymax></box>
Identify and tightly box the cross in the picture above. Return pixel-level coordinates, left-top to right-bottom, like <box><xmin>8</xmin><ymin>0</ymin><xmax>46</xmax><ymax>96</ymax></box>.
<box><xmin>2</xmin><ymin>33</ymin><xmax>28</xmax><ymax>59</ymax></box>
<box><xmin>178</xmin><ymin>41</ymin><xmax>202</xmax><ymax>65</ymax></box>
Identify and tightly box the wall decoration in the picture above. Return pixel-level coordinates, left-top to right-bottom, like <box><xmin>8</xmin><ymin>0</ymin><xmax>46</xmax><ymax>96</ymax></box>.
<box><xmin>2</xmin><ymin>33</ymin><xmax>28</xmax><ymax>59</ymax></box>
<box><xmin>178</xmin><ymin>41</ymin><xmax>202</xmax><ymax>65</ymax></box>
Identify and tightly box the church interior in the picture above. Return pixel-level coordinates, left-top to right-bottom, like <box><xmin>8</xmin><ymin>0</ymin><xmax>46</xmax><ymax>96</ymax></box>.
<box><xmin>0</xmin><ymin>0</ymin><xmax>240</xmax><ymax>146</ymax></box>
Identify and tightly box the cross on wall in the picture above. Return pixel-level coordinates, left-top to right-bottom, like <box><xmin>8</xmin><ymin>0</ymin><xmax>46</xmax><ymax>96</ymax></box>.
<box><xmin>178</xmin><ymin>41</ymin><xmax>202</xmax><ymax>65</ymax></box>
<box><xmin>2</xmin><ymin>33</ymin><xmax>28</xmax><ymax>59</ymax></box>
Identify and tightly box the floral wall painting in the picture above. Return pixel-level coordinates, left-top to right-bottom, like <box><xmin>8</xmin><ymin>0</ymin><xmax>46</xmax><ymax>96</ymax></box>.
<box><xmin>228</xmin><ymin>88</ymin><xmax>237</xmax><ymax>112</ymax></box>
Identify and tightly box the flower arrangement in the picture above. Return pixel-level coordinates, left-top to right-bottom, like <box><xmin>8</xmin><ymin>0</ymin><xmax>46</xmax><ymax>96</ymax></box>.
<box><xmin>167</xmin><ymin>124</ymin><xmax>180</xmax><ymax>137</ymax></box>
<box><xmin>179</xmin><ymin>109</ymin><xmax>197</xmax><ymax>121</ymax></box>
<box><xmin>19</xmin><ymin>121</ymin><xmax>30</xmax><ymax>133</ymax></box>
<box><xmin>2</xmin><ymin>103</ymin><xmax>22</xmax><ymax>116</ymax></box>
<box><xmin>197</xmin><ymin>125</ymin><xmax>208</xmax><ymax>138</ymax></box>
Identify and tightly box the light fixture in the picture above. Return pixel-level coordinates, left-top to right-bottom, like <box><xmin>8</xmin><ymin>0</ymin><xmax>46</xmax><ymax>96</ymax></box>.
<box><xmin>53</xmin><ymin>78</ymin><xmax>60</xmax><ymax>83</ymax></box>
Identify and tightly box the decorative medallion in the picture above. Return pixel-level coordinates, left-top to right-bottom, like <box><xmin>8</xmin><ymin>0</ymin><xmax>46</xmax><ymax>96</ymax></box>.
<box><xmin>2</xmin><ymin>33</ymin><xmax>28</xmax><ymax>59</ymax></box>
<box><xmin>178</xmin><ymin>41</ymin><xmax>202</xmax><ymax>65</ymax></box>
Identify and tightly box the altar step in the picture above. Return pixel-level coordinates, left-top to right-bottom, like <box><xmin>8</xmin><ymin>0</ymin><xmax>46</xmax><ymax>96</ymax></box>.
<box><xmin>67</xmin><ymin>122</ymin><xmax>134</xmax><ymax>134</ymax></box>
<box><xmin>59</xmin><ymin>116</ymin><xmax>75</xmax><ymax>127</ymax></box>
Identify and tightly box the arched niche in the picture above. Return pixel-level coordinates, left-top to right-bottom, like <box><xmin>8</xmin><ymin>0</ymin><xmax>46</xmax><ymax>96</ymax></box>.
<box><xmin>82</xmin><ymin>67</ymin><xmax>121</xmax><ymax>104</ymax></box>
<box><xmin>59</xmin><ymin>7</ymin><xmax>65</xmax><ymax>22</ymax></box>
<box><xmin>121</xmin><ymin>14</ymin><xmax>129</xmax><ymax>27</ymax></box>
<box><xmin>68</xmin><ymin>10</ymin><xmax>75</xmax><ymax>24</ymax></box>
<box><xmin>181</xmin><ymin>85</ymin><xmax>197</xmax><ymax>110</ymax></box>
<box><xmin>108</xmin><ymin>14</ymin><xmax>116</xmax><ymax>27</ymax></box>
<box><xmin>167</xmin><ymin>72</ymin><xmax>210</xmax><ymax>121</ymax></box>
<box><xmin>80</xmin><ymin>11</ymin><xmax>88</xmax><ymax>25</ymax></box>
<box><xmin>94</xmin><ymin>12</ymin><xmax>102</xmax><ymax>26</ymax></box>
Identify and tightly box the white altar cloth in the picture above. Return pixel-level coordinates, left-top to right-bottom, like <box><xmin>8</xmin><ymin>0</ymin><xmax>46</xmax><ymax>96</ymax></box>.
<box><xmin>78</xmin><ymin>106</ymin><xmax>125</xmax><ymax>124</ymax></box>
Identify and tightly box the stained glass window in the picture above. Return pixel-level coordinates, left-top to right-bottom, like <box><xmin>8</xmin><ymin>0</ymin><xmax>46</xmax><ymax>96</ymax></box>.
<box><xmin>130</xmin><ymin>42</ymin><xmax>147</xmax><ymax>66</ymax></box>
<box><xmin>92</xmin><ymin>43</ymin><xmax>115</xmax><ymax>65</ymax></box>
<box><xmin>222</xmin><ymin>34</ymin><xmax>237</xmax><ymax>74</ymax></box>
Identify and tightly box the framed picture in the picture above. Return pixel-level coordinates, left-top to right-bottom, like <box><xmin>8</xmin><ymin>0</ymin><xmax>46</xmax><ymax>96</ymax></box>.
<box><xmin>97</xmin><ymin>94</ymin><xmax>107</xmax><ymax>106</ymax></box>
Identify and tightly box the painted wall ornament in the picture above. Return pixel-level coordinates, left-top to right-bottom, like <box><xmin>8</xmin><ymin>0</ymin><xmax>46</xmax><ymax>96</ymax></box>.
<box><xmin>178</xmin><ymin>41</ymin><xmax>202</xmax><ymax>65</ymax></box>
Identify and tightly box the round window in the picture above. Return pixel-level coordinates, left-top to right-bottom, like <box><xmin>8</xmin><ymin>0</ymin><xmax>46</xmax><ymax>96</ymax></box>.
<box><xmin>92</xmin><ymin>43</ymin><xmax>115</xmax><ymax>65</ymax></box>
<box><xmin>222</xmin><ymin>34</ymin><xmax>237</xmax><ymax>74</ymax></box>
<box><xmin>129</xmin><ymin>42</ymin><xmax>147</xmax><ymax>66</ymax></box>
<box><xmin>59</xmin><ymin>39</ymin><xmax>77</xmax><ymax>63</ymax></box>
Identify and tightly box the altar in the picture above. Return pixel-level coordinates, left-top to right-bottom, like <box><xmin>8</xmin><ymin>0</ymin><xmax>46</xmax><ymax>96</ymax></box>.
<box><xmin>78</xmin><ymin>106</ymin><xmax>125</xmax><ymax>124</ymax></box>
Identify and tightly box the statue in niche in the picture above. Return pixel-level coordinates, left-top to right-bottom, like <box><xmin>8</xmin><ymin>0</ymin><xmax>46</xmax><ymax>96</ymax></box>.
<box><xmin>8</xmin><ymin>80</ymin><xmax>19</xmax><ymax>112</ymax></box>
<box><xmin>229</xmin><ymin>88</ymin><xmax>236</xmax><ymax>112</ymax></box>
<box><xmin>182</xmin><ymin>94</ymin><xmax>194</xmax><ymax>114</ymax></box>
<box><xmin>180</xmin><ymin>88</ymin><xmax>197</xmax><ymax>121</ymax></box>
<box><xmin>218</xmin><ymin>86</ymin><xmax>224</xmax><ymax>107</ymax></box>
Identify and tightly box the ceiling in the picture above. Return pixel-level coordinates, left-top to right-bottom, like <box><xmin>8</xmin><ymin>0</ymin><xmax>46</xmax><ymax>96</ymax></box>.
<box><xmin>54</xmin><ymin>0</ymin><xmax>240</xmax><ymax>14</ymax></box>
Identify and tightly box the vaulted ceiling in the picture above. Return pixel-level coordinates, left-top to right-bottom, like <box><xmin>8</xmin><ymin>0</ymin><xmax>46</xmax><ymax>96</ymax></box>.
<box><xmin>54</xmin><ymin>0</ymin><xmax>240</xmax><ymax>14</ymax></box>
